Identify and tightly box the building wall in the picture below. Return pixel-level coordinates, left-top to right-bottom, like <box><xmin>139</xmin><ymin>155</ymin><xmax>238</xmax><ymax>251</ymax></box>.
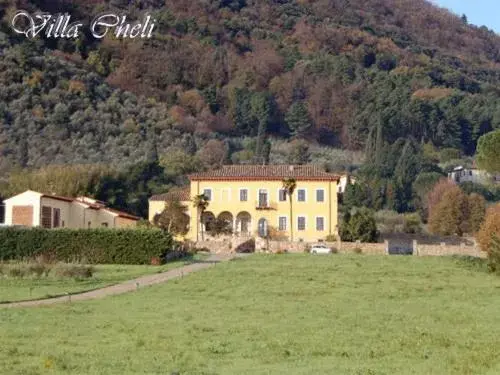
<box><xmin>187</xmin><ymin>179</ymin><xmax>338</xmax><ymax>242</ymax></box>
<box><xmin>149</xmin><ymin>201</ymin><xmax>167</xmax><ymax>222</ymax></box>
<box><xmin>5</xmin><ymin>191</ymin><xmax>42</xmax><ymax>226</ymax></box>
<box><xmin>40</xmin><ymin>197</ymin><xmax>73</xmax><ymax>228</ymax></box>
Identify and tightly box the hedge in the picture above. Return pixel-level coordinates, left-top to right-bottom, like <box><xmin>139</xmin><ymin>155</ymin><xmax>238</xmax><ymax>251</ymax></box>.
<box><xmin>0</xmin><ymin>228</ymin><xmax>175</xmax><ymax>265</ymax></box>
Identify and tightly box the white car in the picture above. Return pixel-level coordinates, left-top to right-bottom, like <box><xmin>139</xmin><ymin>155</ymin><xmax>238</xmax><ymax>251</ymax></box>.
<box><xmin>310</xmin><ymin>244</ymin><xmax>332</xmax><ymax>254</ymax></box>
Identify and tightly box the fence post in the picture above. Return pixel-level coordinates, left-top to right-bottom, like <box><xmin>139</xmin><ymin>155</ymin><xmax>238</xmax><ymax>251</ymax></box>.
<box><xmin>413</xmin><ymin>240</ymin><xmax>418</xmax><ymax>256</ymax></box>
<box><xmin>384</xmin><ymin>240</ymin><xmax>389</xmax><ymax>255</ymax></box>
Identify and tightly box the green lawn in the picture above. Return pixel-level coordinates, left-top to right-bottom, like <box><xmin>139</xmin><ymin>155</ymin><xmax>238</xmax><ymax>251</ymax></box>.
<box><xmin>0</xmin><ymin>257</ymin><xmax>202</xmax><ymax>303</ymax></box>
<box><xmin>1</xmin><ymin>255</ymin><xmax>500</xmax><ymax>375</ymax></box>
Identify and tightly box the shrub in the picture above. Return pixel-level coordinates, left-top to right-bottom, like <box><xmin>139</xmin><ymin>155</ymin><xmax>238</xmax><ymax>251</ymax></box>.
<box><xmin>53</xmin><ymin>265</ymin><xmax>94</xmax><ymax>279</ymax></box>
<box><xmin>403</xmin><ymin>213</ymin><xmax>422</xmax><ymax>234</ymax></box>
<box><xmin>353</xmin><ymin>247</ymin><xmax>363</xmax><ymax>254</ymax></box>
<box><xmin>488</xmin><ymin>235</ymin><xmax>500</xmax><ymax>273</ymax></box>
<box><xmin>0</xmin><ymin>228</ymin><xmax>175</xmax><ymax>265</ymax></box>
<box><xmin>477</xmin><ymin>204</ymin><xmax>500</xmax><ymax>257</ymax></box>
<box><xmin>340</xmin><ymin>208</ymin><xmax>379</xmax><ymax>243</ymax></box>
<box><xmin>325</xmin><ymin>234</ymin><xmax>337</xmax><ymax>242</ymax></box>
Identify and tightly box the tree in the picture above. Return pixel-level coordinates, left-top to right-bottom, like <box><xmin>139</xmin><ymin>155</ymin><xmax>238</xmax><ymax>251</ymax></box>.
<box><xmin>340</xmin><ymin>208</ymin><xmax>378</xmax><ymax>243</ymax></box>
<box><xmin>282</xmin><ymin>178</ymin><xmax>297</xmax><ymax>241</ymax></box>
<box><xmin>153</xmin><ymin>200</ymin><xmax>190</xmax><ymax>236</ymax></box>
<box><xmin>193</xmin><ymin>194</ymin><xmax>209</xmax><ymax>242</ymax></box>
<box><xmin>477</xmin><ymin>204</ymin><xmax>500</xmax><ymax>256</ymax></box>
<box><xmin>427</xmin><ymin>178</ymin><xmax>457</xmax><ymax>220</ymax></box>
<box><xmin>428</xmin><ymin>185</ymin><xmax>468</xmax><ymax>236</ymax></box>
<box><xmin>467</xmin><ymin>193</ymin><xmax>486</xmax><ymax>234</ymax></box>
<box><xmin>285</xmin><ymin>102</ymin><xmax>312</xmax><ymax>137</ymax></box>
<box><xmin>476</xmin><ymin>130</ymin><xmax>500</xmax><ymax>173</ymax></box>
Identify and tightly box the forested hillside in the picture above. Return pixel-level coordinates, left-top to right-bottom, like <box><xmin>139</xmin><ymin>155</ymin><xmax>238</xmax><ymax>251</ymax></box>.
<box><xmin>1</xmin><ymin>0</ymin><xmax>500</xmax><ymax>217</ymax></box>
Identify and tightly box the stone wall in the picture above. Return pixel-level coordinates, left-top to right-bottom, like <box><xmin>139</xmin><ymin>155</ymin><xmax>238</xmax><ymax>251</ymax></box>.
<box><xmin>194</xmin><ymin>236</ymin><xmax>486</xmax><ymax>258</ymax></box>
<box><xmin>414</xmin><ymin>241</ymin><xmax>486</xmax><ymax>258</ymax></box>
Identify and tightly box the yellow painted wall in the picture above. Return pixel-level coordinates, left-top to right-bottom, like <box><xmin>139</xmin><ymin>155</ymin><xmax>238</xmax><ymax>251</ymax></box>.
<box><xmin>187</xmin><ymin>179</ymin><xmax>338</xmax><ymax>242</ymax></box>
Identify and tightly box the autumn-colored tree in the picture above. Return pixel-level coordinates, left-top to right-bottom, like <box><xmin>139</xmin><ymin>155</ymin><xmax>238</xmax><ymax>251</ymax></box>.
<box><xmin>426</xmin><ymin>178</ymin><xmax>457</xmax><ymax>219</ymax></box>
<box><xmin>467</xmin><ymin>193</ymin><xmax>486</xmax><ymax>234</ymax></box>
<box><xmin>476</xmin><ymin>204</ymin><xmax>500</xmax><ymax>255</ymax></box>
<box><xmin>196</xmin><ymin>140</ymin><xmax>228</xmax><ymax>170</ymax></box>
<box><xmin>428</xmin><ymin>185</ymin><xmax>468</xmax><ymax>236</ymax></box>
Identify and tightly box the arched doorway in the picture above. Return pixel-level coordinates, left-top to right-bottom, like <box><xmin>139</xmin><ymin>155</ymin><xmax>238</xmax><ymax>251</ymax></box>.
<box><xmin>217</xmin><ymin>211</ymin><xmax>234</xmax><ymax>234</ymax></box>
<box><xmin>236</xmin><ymin>212</ymin><xmax>252</xmax><ymax>236</ymax></box>
<box><xmin>258</xmin><ymin>218</ymin><xmax>268</xmax><ymax>238</ymax></box>
<box><xmin>201</xmin><ymin>211</ymin><xmax>216</xmax><ymax>233</ymax></box>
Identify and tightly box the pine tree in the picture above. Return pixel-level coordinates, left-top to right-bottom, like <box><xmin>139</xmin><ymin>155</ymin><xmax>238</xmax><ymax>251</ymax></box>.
<box><xmin>285</xmin><ymin>102</ymin><xmax>312</xmax><ymax>137</ymax></box>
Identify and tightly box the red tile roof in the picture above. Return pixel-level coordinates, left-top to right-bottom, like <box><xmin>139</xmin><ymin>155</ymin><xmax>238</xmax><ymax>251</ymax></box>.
<box><xmin>189</xmin><ymin>165</ymin><xmax>340</xmax><ymax>181</ymax></box>
<box><xmin>150</xmin><ymin>188</ymin><xmax>191</xmax><ymax>202</ymax></box>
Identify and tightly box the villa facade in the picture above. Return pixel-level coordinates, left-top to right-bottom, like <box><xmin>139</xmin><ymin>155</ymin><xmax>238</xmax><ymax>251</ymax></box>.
<box><xmin>150</xmin><ymin>165</ymin><xmax>340</xmax><ymax>243</ymax></box>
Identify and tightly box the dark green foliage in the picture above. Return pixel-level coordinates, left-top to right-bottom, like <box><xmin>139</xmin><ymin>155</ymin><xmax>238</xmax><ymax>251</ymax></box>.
<box><xmin>476</xmin><ymin>130</ymin><xmax>500</xmax><ymax>173</ymax></box>
<box><xmin>0</xmin><ymin>228</ymin><xmax>175</xmax><ymax>265</ymax></box>
<box><xmin>340</xmin><ymin>209</ymin><xmax>379</xmax><ymax>243</ymax></box>
<box><xmin>285</xmin><ymin>102</ymin><xmax>312</xmax><ymax>138</ymax></box>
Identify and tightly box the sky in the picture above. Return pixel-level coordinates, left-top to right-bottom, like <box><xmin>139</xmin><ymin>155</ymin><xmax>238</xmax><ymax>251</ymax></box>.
<box><xmin>433</xmin><ymin>0</ymin><xmax>500</xmax><ymax>33</ymax></box>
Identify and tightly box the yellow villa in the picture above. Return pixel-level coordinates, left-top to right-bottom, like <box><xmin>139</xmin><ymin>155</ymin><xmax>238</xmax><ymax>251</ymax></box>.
<box><xmin>150</xmin><ymin>165</ymin><xmax>340</xmax><ymax>243</ymax></box>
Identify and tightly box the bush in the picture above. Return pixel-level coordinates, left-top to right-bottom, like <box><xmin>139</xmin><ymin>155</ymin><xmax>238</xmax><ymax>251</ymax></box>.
<box><xmin>325</xmin><ymin>234</ymin><xmax>337</xmax><ymax>242</ymax></box>
<box><xmin>488</xmin><ymin>235</ymin><xmax>500</xmax><ymax>273</ymax></box>
<box><xmin>340</xmin><ymin>208</ymin><xmax>379</xmax><ymax>243</ymax></box>
<box><xmin>0</xmin><ymin>228</ymin><xmax>175</xmax><ymax>265</ymax></box>
<box><xmin>403</xmin><ymin>213</ymin><xmax>422</xmax><ymax>234</ymax></box>
<box><xmin>53</xmin><ymin>265</ymin><xmax>94</xmax><ymax>279</ymax></box>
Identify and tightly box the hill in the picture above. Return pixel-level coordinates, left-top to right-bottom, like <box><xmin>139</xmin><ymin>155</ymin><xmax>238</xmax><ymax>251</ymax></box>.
<box><xmin>1</xmin><ymin>0</ymin><xmax>500</xmax><ymax>215</ymax></box>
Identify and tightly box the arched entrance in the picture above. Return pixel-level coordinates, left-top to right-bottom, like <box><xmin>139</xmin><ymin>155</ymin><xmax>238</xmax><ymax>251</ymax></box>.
<box><xmin>236</xmin><ymin>212</ymin><xmax>252</xmax><ymax>236</ymax></box>
<box><xmin>217</xmin><ymin>211</ymin><xmax>234</xmax><ymax>233</ymax></box>
<box><xmin>201</xmin><ymin>211</ymin><xmax>216</xmax><ymax>233</ymax></box>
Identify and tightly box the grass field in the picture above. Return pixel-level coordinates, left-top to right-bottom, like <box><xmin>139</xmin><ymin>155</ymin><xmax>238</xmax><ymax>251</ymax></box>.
<box><xmin>0</xmin><ymin>257</ymin><xmax>201</xmax><ymax>304</ymax></box>
<box><xmin>1</xmin><ymin>255</ymin><xmax>500</xmax><ymax>375</ymax></box>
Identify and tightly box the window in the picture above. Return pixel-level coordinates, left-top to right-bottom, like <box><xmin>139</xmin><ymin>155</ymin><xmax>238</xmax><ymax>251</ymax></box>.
<box><xmin>41</xmin><ymin>206</ymin><xmax>52</xmax><ymax>229</ymax></box>
<box><xmin>297</xmin><ymin>189</ymin><xmax>306</xmax><ymax>202</ymax></box>
<box><xmin>316</xmin><ymin>217</ymin><xmax>325</xmax><ymax>231</ymax></box>
<box><xmin>240</xmin><ymin>189</ymin><xmax>248</xmax><ymax>202</ymax></box>
<box><xmin>316</xmin><ymin>189</ymin><xmax>325</xmax><ymax>202</ymax></box>
<box><xmin>279</xmin><ymin>217</ymin><xmax>287</xmax><ymax>231</ymax></box>
<box><xmin>88</xmin><ymin>221</ymin><xmax>92</xmax><ymax>229</ymax></box>
<box><xmin>102</xmin><ymin>223</ymin><xmax>109</xmax><ymax>228</ymax></box>
<box><xmin>258</xmin><ymin>189</ymin><xmax>268</xmax><ymax>208</ymax></box>
<box><xmin>279</xmin><ymin>189</ymin><xmax>287</xmax><ymax>202</ymax></box>
<box><xmin>203</xmin><ymin>189</ymin><xmax>212</xmax><ymax>201</ymax></box>
<box><xmin>298</xmin><ymin>216</ymin><xmax>306</xmax><ymax>231</ymax></box>
<box><xmin>53</xmin><ymin>208</ymin><xmax>61</xmax><ymax>228</ymax></box>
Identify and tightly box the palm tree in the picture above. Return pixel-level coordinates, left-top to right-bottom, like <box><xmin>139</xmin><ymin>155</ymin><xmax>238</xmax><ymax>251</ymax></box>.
<box><xmin>282</xmin><ymin>178</ymin><xmax>297</xmax><ymax>242</ymax></box>
<box><xmin>193</xmin><ymin>194</ymin><xmax>209</xmax><ymax>241</ymax></box>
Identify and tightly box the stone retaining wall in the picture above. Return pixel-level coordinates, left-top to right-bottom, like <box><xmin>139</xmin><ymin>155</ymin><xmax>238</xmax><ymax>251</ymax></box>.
<box><xmin>194</xmin><ymin>236</ymin><xmax>486</xmax><ymax>258</ymax></box>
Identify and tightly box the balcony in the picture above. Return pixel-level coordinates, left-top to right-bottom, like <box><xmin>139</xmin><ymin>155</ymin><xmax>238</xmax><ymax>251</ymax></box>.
<box><xmin>255</xmin><ymin>201</ymin><xmax>277</xmax><ymax>210</ymax></box>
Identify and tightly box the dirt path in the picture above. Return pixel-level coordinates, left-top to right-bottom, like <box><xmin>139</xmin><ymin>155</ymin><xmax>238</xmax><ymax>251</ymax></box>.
<box><xmin>2</xmin><ymin>254</ymin><xmax>237</xmax><ymax>309</ymax></box>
